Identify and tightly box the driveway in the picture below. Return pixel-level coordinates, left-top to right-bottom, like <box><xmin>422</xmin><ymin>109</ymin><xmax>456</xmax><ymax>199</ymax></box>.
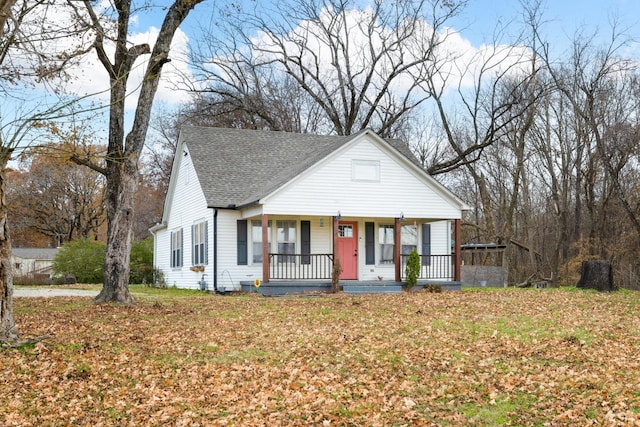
<box><xmin>14</xmin><ymin>288</ymin><xmax>99</xmax><ymax>298</ymax></box>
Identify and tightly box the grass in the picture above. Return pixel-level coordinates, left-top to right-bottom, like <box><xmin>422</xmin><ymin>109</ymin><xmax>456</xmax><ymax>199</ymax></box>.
<box><xmin>3</xmin><ymin>287</ymin><xmax>640</xmax><ymax>426</ymax></box>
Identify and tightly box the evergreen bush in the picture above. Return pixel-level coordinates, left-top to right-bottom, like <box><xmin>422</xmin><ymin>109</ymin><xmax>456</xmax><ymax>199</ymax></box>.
<box><xmin>405</xmin><ymin>249</ymin><xmax>420</xmax><ymax>289</ymax></box>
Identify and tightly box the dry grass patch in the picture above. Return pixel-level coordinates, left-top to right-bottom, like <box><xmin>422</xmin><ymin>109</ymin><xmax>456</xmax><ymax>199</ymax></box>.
<box><xmin>2</xmin><ymin>288</ymin><xmax>640</xmax><ymax>426</ymax></box>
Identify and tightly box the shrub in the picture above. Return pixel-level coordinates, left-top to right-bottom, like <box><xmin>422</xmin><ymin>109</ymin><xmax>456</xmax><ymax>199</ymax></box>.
<box><xmin>52</xmin><ymin>238</ymin><xmax>106</xmax><ymax>283</ymax></box>
<box><xmin>52</xmin><ymin>237</ymin><xmax>160</xmax><ymax>285</ymax></box>
<box><xmin>405</xmin><ymin>249</ymin><xmax>420</xmax><ymax>289</ymax></box>
<box><xmin>129</xmin><ymin>237</ymin><xmax>155</xmax><ymax>285</ymax></box>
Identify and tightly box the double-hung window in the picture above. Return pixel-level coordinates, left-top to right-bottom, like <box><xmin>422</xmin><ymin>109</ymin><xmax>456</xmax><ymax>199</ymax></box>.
<box><xmin>401</xmin><ymin>225</ymin><xmax>418</xmax><ymax>255</ymax></box>
<box><xmin>251</xmin><ymin>220</ymin><xmax>271</xmax><ymax>263</ymax></box>
<box><xmin>379</xmin><ymin>224</ymin><xmax>394</xmax><ymax>264</ymax></box>
<box><xmin>192</xmin><ymin>221</ymin><xmax>208</xmax><ymax>265</ymax></box>
<box><xmin>378</xmin><ymin>224</ymin><xmax>419</xmax><ymax>264</ymax></box>
<box><xmin>277</xmin><ymin>220</ymin><xmax>296</xmax><ymax>263</ymax></box>
<box><xmin>170</xmin><ymin>228</ymin><xmax>183</xmax><ymax>268</ymax></box>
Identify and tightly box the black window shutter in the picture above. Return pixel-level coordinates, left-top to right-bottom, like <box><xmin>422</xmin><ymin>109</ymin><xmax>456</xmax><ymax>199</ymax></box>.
<box><xmin>237</xmin><ymin>220</ymin><xmax>248</xmax><ymax>265</ymax></box>
<box><xmin>301</xmin><ymin>220</ymin><xmax>311</xmax><ymax>265</ymax></box>
<box><xmin>191</xmin><ymin>224</ymin><xmax>195</xmax><ymax>265</ymax></box>
<box><xmin>179</xmin><ymin>229</ymin><xmax>183</xmax><ymax>267</ymax></box>
<box><xmin>204</xmin><ymin>221</ymin><xmax>209</xmax><ymax>265</ymax></box>
<box><xmin>422</xmin><ymin>223</ymin><xmax>431</xmax><ymax>266</ymax></box>
<box><xmin>365</xmin><ymin>222</ymin><xmax>375</xmax><ymax>265</ymax></box>
<box><xmin>170</xmin><ymin>232</ymin><xmax>175</xmax><ymax>268</ymax></box>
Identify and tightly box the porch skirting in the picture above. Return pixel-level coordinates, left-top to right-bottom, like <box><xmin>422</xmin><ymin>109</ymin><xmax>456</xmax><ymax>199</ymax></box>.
<box><xmin>239</xmin><ymin>280</ymin><xmax>462</xmax><ymax>295</ymax></box>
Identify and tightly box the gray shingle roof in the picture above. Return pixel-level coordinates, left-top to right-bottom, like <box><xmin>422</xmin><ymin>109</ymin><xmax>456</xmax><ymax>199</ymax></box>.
<box><xmin>180</xmin><ymin>127</ymin><xmax>419</xmax><ymax>208</ymax></box>
<box><xmin>11</xmin><ymin>248</ymin><xmax>59</xmax><ymax>260</ymax></box>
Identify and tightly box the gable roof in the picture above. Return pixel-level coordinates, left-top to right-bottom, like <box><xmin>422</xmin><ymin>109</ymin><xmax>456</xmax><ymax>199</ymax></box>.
<box><xmin>11</xmin><ymin>248</ymin><xmax>59</xmax><ymax>260</ymax></box>
<box><xmin>179</xmin><ymin>126</ymin><xmax>421</xmax><ymax>209</ymax></box>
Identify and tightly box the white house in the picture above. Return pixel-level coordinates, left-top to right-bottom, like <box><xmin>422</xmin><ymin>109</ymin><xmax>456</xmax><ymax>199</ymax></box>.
<box><xmin>11</xmin><ymin>248</ymin><xmax>59</xmax><ymax>283</ymax></box>
<box><xmin>150</xmin><ymin>127</ymin><xmax>469</xmax><ymax>294</ymax></box>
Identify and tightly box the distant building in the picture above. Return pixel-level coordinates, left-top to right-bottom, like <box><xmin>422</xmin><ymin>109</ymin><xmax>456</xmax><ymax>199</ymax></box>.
<box><xmin>10</xmin><ymin>248</ymin><xmax>59</xmax><ymax>283</ymax></box>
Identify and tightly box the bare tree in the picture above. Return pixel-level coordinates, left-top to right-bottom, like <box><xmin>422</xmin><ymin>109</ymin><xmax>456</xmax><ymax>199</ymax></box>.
<box><xmin>538</xmin><ymin>24</ymin><xmax>640</xmax><ymax>241</ymax></box>
<box><xmin>189</xmin><ymin>0</ymin><xmax>467</xmax><ymax>137</ymax></box>
<box><xmin>1</xmin><ymin>0</ymin><xmax>88</xmax><ymax>341</ymax></box>
<box><xmin>68</xmin><ymin>0</ymin><xmax>205</xmax><ymax>303</ymax></box>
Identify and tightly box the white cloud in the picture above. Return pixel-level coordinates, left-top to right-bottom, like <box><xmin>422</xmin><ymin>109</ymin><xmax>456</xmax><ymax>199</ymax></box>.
<box><xmin>59</xmin><ymin>26</ymin><xmax>193</xmax><ymax>110</ymax></box>
<box><xmin>239</xmin><ymin>6</ymin><xmax>531</xmax><ymax>105</ymax></box>
<box><xmin>5</xmin><ymin>2</ymin><xmax>195</xmax><ymax>112</ymax></box>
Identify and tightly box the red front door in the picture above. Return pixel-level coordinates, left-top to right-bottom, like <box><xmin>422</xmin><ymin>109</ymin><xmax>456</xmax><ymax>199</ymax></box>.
<box><xmin>338</xmin><ymin>221</ymin><xmax>358</xmax><ymax>279</ymax></box>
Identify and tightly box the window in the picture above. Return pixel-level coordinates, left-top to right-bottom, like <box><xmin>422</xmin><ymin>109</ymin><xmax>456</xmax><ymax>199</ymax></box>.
<box><xmin>401</xmin><ymin>225</ymin><xmax>418</xmax><ymax>255</ymax></box>
<box><xmin>338</xmin><ymin>224</ymin><xmax>353</xmax><ymax>237</ymax></box>
<box><xmin>277</xmin><ymin>220</ymin><xmax>296</xmax><ymax>263</ymax></box>
<box><xmin>379</xmin><ymin>224</ymin><xmax>394</xmax><ymax>264</ymax></box>
<box><xmin>422</xmin><ymin>223</ymin><xmax>431</xmax><ymax>266</ymax></box>
<box><xmin>192</xmin><ymin>221</ymin><xmax>208</xmax><ymax>265</ymax></box>
<box><xmin>237</xmin><ymin>220</ymin><xmax>248</xmax><ymax>265</ymax></box>
<box><xmin>251</xmin><ymin>220</ymin><xmax>271</xmax><ymax>263</ymax></box>
<box><xmin>170</xmin><ymin>228</ymin><xmax>183</xmax><ymax>268</ymax></box>
<box><xmin>352</xmin><ymin>159</ymin><xmax>380</xmax><ymax>182</ymax></box>
<box><xmin>365</xmin><ymin>222</ymin><xmax>375</xmax><ymax>265</ymax></box>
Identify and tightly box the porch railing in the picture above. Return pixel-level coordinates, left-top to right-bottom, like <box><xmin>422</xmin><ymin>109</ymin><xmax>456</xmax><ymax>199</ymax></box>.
<box><xmin>400</xmin><ymin>254</ymin><xmax>454</xmax><ymax>280</ymax></box>
<box><xmin>267</xmin><ymin>253</ymin><xmax>454</xmax><ymax>281</ymax></box>
<box><xmin>269</xmin><ymin>253</ymin><xmax>334</xmax><ymax>280</ymax></box>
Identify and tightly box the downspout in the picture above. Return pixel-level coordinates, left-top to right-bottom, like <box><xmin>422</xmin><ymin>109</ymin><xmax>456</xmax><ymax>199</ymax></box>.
<box><xmin>213</xmin><ymin>208</ymin><xmax>219</xmax><ymax>293</ymax></box>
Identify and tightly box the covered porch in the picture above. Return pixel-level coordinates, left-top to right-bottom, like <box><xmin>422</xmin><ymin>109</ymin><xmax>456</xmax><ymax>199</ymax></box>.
<box><xmin>242</xmin><ymin>213</ymin><xmax>462</xmax><ymax>292</ymax></box>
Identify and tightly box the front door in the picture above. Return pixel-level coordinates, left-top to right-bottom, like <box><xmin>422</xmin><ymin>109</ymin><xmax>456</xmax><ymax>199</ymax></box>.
<box><xmin>337</xmin><ymin>221</ymin><xmax>358</xmax><ymax>279</ymax></box>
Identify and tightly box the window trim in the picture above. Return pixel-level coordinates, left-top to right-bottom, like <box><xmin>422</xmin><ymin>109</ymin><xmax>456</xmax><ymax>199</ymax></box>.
<box><xmin>276</xmin><ymin>220</ymin><xmax>297</xmax><ymax>263</ymax></box>
<box><xmin>170</xmin><ymin>228</ymin><xmax>183</xmax><ymax>268</ymax></box>
<box><xmin>351</xmin><ymin>159</ymin><xmax>380</xmax><ymax>182</ymax></box>
<box><xmin>192</xmin><ymin>221</ymin><xmax>208</xmax><ymax>266</ymax></box>
<box><xmin>378</xmin><ymin>224</ymin><xmax>395</xmax><ymax>265</ymax></box>
<box><xmin>251</xmin><ymin>220</ymin><xmax>272</xmax><ymax>264</ymax></box>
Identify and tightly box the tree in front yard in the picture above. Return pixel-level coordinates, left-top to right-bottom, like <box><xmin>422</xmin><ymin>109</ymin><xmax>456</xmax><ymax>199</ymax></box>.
<box><xmin>68</xmin><ymin>0</ymin><xmax>205</xmax><ymax>304</ymax></box>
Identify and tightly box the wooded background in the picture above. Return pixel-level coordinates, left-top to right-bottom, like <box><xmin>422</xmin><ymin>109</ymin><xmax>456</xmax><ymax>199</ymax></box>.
<box><xmin>5</xmin><ymin>0</ymin><xmax>640</xmax><ymax>289</ymax></box>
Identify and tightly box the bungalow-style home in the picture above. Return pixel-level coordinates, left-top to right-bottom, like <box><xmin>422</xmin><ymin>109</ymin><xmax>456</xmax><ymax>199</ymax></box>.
<box><xmin>150</xmin><ymin>126</ymin><xmax>469</xmax><ymax>294</ymax></box>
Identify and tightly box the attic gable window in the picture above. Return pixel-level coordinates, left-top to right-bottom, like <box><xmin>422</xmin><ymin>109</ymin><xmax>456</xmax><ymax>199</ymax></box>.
<box><xmin>352</xmin><ymin>160</ymin><xmax>380</xmax><ymax>182</ymax></box>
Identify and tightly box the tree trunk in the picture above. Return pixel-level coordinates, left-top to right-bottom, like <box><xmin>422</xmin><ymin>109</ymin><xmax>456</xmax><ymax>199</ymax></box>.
<box><xmin>0</xmin><ymin>148</ymin><xmax>18</xmax><ymax>340</ymax></box>
<box><xmin>83</xmin><ymin>0</ymin><xmax>203</xmax><ymax>303</ymax></box>
<box><xmin>94</xmin><ymin>157</ymin><xmax>136</xmax><ymax>304</ymax></box>
<box><xmin>576</xmin><ymin>260</ymin><xmax>616</xmax><ymax>292</ymax></box>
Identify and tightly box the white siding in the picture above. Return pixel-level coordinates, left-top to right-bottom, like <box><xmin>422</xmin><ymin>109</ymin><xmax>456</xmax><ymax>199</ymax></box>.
<box><xmin>154</xmin><ymin>148</ymin><xmax>215</xmax><ymax>290</ymax></box>
<box><xmin>262</xmin><ymin>135</ymin><xmax>461</xmax><ymax>219</ymax></box>
<box><xmin>216</xmin><ymin>210</ymin><xmax>257</xmax><ymax>291</ymax></box>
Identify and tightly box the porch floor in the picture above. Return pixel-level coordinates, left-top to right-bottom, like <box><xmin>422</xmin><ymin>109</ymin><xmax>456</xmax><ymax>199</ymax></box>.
<box><xmin>239</xmin><ymin>280</ymin><xmax>461</xmax><ymax>295</ymax></box>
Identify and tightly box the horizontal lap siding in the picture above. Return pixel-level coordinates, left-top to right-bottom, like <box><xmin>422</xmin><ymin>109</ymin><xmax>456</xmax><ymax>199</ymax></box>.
<box><xmin>263</xmin><ymin>137</ymin><xmax>461</xmax><ymax>219</ymax></box>
<box><xmin>155</xmin><ymin>148</ymin><xmax>213</xmax><ymax>290</ymax></box>
<box><xmin>216</xmin><ymin>211</ymin><xmax>261</xmax><ymax>291</ymax></box>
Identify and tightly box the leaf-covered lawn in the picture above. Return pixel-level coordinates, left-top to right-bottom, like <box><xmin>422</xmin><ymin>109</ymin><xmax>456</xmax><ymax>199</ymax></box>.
<box><xmin>3</xmin><ymin>288</ymin><xmax>640</xmax><ymax>426</ymax></box>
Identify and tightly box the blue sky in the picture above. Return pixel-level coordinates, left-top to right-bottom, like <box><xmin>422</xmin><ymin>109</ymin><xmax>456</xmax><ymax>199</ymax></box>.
<box><xmin>172</xmin><ymin>0</ymin><xmax>640</xmax><ymax>46</ymax></box>
<box><xmin>452</xmin><ymin>0</ymin><xmax>638</xmax><ymax>47</ymax></box>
